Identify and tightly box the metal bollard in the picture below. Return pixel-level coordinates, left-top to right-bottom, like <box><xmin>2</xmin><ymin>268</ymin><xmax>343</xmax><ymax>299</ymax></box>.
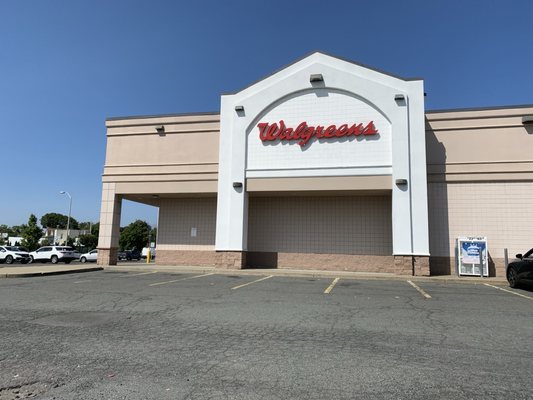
<box><xmin>504</xmin><ymin>248</ymin><xmax>508</xmax><ymax>269</ymax></box>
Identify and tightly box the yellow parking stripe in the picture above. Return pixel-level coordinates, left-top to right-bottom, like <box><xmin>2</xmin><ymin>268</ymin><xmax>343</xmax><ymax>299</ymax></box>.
<box><xmin>484</xmin><ymin>283</ymin><xmax>533</xmax><ymax>300</ymax></box>
<box><xmin>407</xmin><ymin>280</ymin><xmax>432</xmax><ymax>299</ymax></box>
<box><xmin>149</xmin><ymin>273</ymin><xmax>214</xmax><ymax>287</ymax></box>
<box><xmin>324</xmin><ymin>278</ymin><xmax>340</xmax><ymax>294</ymax></box>
<box><xmin>231</xmin><ymin>275</ymin><xmax>273</xmax><ymax>290</ymax></box>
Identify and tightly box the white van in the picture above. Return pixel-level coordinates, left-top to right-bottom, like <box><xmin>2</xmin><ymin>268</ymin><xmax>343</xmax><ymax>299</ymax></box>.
<box><xmin>141</xmin><ymin>247</ymin><xmax>156</xmax><ymax>260</ymax></box>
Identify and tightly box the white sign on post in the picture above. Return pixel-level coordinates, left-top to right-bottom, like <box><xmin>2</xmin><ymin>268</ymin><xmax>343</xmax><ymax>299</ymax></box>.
<box><xmin>457</xmin><ymin>236</ymin><xmax>488</xmax><ymax>277</ymax></box>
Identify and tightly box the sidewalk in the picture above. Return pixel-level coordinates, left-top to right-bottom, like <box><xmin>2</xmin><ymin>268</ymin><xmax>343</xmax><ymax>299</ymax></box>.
<box><xmin>1</xmin><ymin>262</ymin><xmax>508</xmax><ymax>284</ymax></box>
<box><xmin>0</xmin><ymin>264</ymin><xmax>103</xmax><ymax>278</ymax></box>
<box><xmin>105</xmin><ymin>263</ymin><xmax>508</xmax><ymax>284</ymax></box>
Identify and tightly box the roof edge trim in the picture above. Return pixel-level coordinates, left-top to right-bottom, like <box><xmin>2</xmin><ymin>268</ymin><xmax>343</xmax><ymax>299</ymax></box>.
<box><xmin>106</xmin><ymin>111</ymin><xmax>220</xmax><ymax>122</ymax></box>
<box><xmin>426</xmin><ymin>103</ymin><xmax>533</xmax><ymax>114</ymax></box>
<box><xmin>221</xmin><ymin>50</ymin><xmax>423</xmax><ymax>96</ymax></box>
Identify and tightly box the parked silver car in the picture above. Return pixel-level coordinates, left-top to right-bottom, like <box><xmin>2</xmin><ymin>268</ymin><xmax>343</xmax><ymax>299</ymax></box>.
<box><xmin>80</xmin><ymin>249</ymin><xmax>98</xmax><ymax>263</ymax></box>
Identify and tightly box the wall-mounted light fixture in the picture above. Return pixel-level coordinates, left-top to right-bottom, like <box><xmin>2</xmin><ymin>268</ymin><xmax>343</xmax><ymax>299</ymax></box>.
<box><xmin>235</xmin><ymin>105</ymin><xmax>244</xmax><ymax>112</ymax></box>
<box><xmin>232</xmin><ymin>182</ymin><xmax>243</xmax><ymax>188</ymax></box>
<box><xmin>151</xmin><ymin>194</ymin><xmax>160</xmax><ymax>199</ymax></box>
<box><xmin>394</xmin><ymin>94</ymin><xmax>405</xmax><ymax>101</ymax></box>
<box><xmin>155</xmin><ymin>125</ymin><xmax>165</xmax><ymax>134</ymax></box>
<box><xmin>310</xmin><ymin>74</ymin><xmax>323</xmax><ymax>83</ymax></box>
<box><xmin>395</xmin><ymin>178</ymin><xmax>408</xmax><ymax>186</ymax></box>
<box><xmin>522</xmin><ymin>115</ymin><xmax>533</xmax><ymax>124</ymax></box>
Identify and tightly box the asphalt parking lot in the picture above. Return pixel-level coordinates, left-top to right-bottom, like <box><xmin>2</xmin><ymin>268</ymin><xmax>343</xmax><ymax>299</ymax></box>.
<box><xmin>0</xmin><ymin>271</ymin><xmax>531</xmax><ymax>400</ymax></box>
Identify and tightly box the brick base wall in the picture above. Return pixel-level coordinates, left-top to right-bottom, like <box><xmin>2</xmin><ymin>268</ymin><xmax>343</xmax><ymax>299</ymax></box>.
<box><xmin>393</xmin><ymin>256</ymin><xmax>430</xmax><ymax>276</ymax></box>
<box><xmin>97</xmin><ymin>247</ymin><xmax>118</xmax><ymax>266</ymax></box>
<box><xmin>394</xmin><ymin>256</ymin><xmax>413</xmax><ymax>275</ymax></box>
<box><xmin>156</xmin><ymin>250</ymin><xmax>217</xmax><ymax>266</ymax></box>
<box><xmin>155</xmin><ymin>250</ymin><xmax>248</xmax><ymax>269</ymax></box>
<box><xmin>215</xmin><ymin>251</ymin><xmax>246</xmax><ymax>269</ymax></box>
<box><xmin>247</xmin><ymin>252</ymin><xmax>394</xmax><ymax>273</ymax></box>
<box><xmin>153</xmin><ymin>250</ymin><xmax>512</xmax><ymax>277</ymax></box>
<box><xmin>414</xmin><ymin>256</ymin><xmax>430</xmax><ymax>276</ymax></box>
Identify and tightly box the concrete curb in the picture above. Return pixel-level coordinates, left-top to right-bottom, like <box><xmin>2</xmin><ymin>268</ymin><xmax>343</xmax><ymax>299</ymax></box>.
<box><xmin>0</xmin><ymin>266</ymin><xmax>103</xmax><ymax>279</ymax></box>
<box><xmin>1</xmin><ymin>263</ymin><xmax>508</xmax><ymax>285</ymax></box>
<box><xmin>104</xmin><ymin>264</ymin><xmax>508</xmax><ymax>285</ymax></box>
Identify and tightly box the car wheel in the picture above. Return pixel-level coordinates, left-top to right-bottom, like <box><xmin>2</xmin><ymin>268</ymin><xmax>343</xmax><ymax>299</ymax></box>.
<box><xmin>29</xmin><ymin>256</ymin><xmax>34</xmax><ymax>264</ymax></box>
<box><xmin>507</xmin><ymin>266</ymin><xmax>519</xmax><ymax>288</ymax></box>
<box><xmin>51</xmin><ymin>255</ymin><xmax>59</xmax><ymax>264</ymax></box>
<box><xmin>5</xmin><ymin>255</ymin><xmax>14</xmax><ymax>265</ymax></box>
<box><xmin>80</xmin><ymin>257</ymin><xmax>87</xmax><ymax>263</ymax></box>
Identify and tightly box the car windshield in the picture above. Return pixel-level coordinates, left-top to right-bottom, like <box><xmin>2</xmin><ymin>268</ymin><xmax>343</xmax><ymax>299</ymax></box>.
<box><xmin>5</xmin><ymin>246</ymin><xmax>17</xmax><ymax>251</ymax></box>
<box><xmin>524</xmin><ymin>248</ymin><xmax>533</xmax><ymax>258</ymax></box>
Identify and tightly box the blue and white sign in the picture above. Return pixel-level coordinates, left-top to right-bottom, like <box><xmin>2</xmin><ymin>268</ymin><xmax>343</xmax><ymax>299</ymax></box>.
<box><xmin>457</xmin><ymin>237</ymin><xmax>488</xmax><ymax>276</ymax></box>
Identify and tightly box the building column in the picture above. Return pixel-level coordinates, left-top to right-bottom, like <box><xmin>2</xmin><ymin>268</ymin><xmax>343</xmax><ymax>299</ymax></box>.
<box><xmin>214</xmin><ymin>96</ymin><xmax>248</xmax><ymax>268</ymax></box>
<box><xmin>97</xmin><ymin>183</ymin><xmax>122</xmax><ymax>265</ymax></box>
<box><xmin>391</xmin><ymin>82</ymin><xmax>430</xmax><ymax>275</ymax></box>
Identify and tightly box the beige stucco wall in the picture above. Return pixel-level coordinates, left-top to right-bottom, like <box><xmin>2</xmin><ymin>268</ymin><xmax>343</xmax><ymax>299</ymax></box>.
<box><xmin>247</xmin><ymin>195</ymin><xmax>392</xmax><ymax>255</ymax></box>
<box><xmin>426</xmin><ymin>106</ymin><xmax>533</xmax><ymax>182</ymax></box>
<box><xmin>102</xmin><ymin>113</ymin><xmax>220</xmax><ymax>194</ymax></box>
<box><xmin>426</xmin><ymin>106</ymin><xmax>533</xmax><ymax>275</ymax></box>
<box><xmin>428</xmin><ymin>181</ymin><xmax>533</xmax><ymax>259</ymax></box>
<box><xmin>157</xmin><ymin>198</ymin><xmax>217</xmax><ymax>250</ymax></box>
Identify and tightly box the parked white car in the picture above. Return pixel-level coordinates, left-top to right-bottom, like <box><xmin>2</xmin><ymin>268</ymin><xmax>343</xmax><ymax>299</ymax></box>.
<box><xmin>29</xmin><ymin>246</ymin><xmax>81</xmax><ymax>264</ymax></box>
<box><xmin>79</xmin><ymin>249</ymin><xmax>98</xmax><ymax>263</ymax></box>
<box><xmin>0</xmin><ymin>246</ymin><xmax>31</xmax><ymax>264</ymax></box>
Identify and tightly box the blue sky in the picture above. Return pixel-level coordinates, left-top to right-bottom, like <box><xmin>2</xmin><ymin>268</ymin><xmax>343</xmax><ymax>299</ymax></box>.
<box><xmin>1</xmin><ymin>0</ymin><xmax>532</xmax><ymax>227</ymax></box>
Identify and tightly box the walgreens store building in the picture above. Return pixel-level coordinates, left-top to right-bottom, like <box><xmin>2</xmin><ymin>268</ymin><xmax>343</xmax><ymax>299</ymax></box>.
<box><xmin>97</xmin><ymin>52</ymin><xmax>533</xmax><ymax>277</ymax></box>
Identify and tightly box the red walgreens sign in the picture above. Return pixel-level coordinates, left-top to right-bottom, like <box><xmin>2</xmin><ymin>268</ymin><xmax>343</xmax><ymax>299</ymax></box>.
<box><xmin>257</xmin><ymin>120</ymin><xmax>378</xmax><ymax>147</ymax></box>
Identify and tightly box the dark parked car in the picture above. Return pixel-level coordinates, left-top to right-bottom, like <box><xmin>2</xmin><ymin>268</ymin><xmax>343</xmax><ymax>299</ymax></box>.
<box><xmin>507</xmin><ymin>248</ymin><xmax>533</xmax><ymax>288</ymax></box>
<box><xmin>118</xmin><ymin>249</ymin><xmax>141</xmax><ymax>261</ymax></box>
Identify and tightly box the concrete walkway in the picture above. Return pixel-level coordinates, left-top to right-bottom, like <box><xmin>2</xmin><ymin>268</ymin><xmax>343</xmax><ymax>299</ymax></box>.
<box><xmin>1</xmin><ymin>262</ymin><xmax>508</xmax><ymax>284</ymax></box>
<box><xmin>105</xmin><ymin>263</ymin><xmax>509</xmax><ymax>284</ymax></box>
<box><xmin>0</xmin><ymin>264</ymin><xmax>103</xmax><ymax>278</ymax></box>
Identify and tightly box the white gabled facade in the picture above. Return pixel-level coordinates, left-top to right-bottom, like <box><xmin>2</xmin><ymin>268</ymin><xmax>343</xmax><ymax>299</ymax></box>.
<box><xmin>216</xmin><ymin>52</ymin><xmax>429</xmax><ymax>258</ymax></box>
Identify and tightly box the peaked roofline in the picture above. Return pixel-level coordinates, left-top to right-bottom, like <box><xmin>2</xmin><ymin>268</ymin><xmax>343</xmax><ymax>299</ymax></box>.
<box><xmin>222</xmin><ymin>50</ymin><xmax>423</xmax><ymax>96</ymax></box>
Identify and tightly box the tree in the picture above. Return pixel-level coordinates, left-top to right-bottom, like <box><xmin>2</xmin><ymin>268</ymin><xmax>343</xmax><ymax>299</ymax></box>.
<box><xmin>10</xmin><ymin>225</ymin><xmax>24</xmax><ymax>236</ymax></box>
<box><xmin>119</xmin><ymin>220</ymin><xmax>150</xmax><ymax>251</ymax></box>
<box><xmin>40</xmin><ymin>213</ymin><xmax>79</xmax><ymax>230</ymax></box>
<box><xmin>21</xmin><ymin>214</ymin><xmax>42</xmax><ymax>251</ymax></box>
<box><xmin>79</xmin><ymin>221</ymin><xmax>99</xmax><ymax>236</ymax></box>
<box><xmin>149</xmin><ymin>227</ymin><xmax>157</xmax><ymax>245</ymax></box>
<box><xmin>91</xmin><ymin>222</ymin><xmax>99</xmax><ymax>237</ymax></box>
<box><xmin>78</xmin><ymin>234</ymin><xmax>98</xmax><ymax>250</ymax></box>
<box><xmin>0</xmin><ymin>224</ymin><xmax>9</xmax><ymax>245</ymax></box>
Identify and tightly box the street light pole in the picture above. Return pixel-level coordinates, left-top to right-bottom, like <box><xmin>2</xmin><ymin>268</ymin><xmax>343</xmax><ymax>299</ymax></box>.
<box><xmin>59</xmin><ymin>191</ymin><xmax>72</xmax><ymax>245</ymax></box>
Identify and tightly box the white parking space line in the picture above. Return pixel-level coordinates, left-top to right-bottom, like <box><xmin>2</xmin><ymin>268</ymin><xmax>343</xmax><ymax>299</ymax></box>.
<box><xmin>407</xmin><ymin>280</ymin><xmax>432</xmax><ymax>299</ymax></box>
<box><xmin>73</xmin><ymin>280</ymin><xmax>92</xmax><ymax>284</ymax></box>
<box><xmin>324</xmin><ymin>278</ymin><xmax>340</xmax><ymax>294</ymax></box>
<box><xmin>231</xmin><ymin>275</ymin><xmax>273</xmax><ymax>290</ymax></box>
<box><xmin>484</xmin><ymin>283</ymin><xmax>533</xmax><ymax>300</ymax></box>
<box><xmin>149</xmin><ymin>273</ymin><xmax>215</xmax><ymax>287</ymax></box>
<box><xmin>124</xmin><ymin>271</ymin><xmax>158</xmax><ymax>277</ymax></box>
